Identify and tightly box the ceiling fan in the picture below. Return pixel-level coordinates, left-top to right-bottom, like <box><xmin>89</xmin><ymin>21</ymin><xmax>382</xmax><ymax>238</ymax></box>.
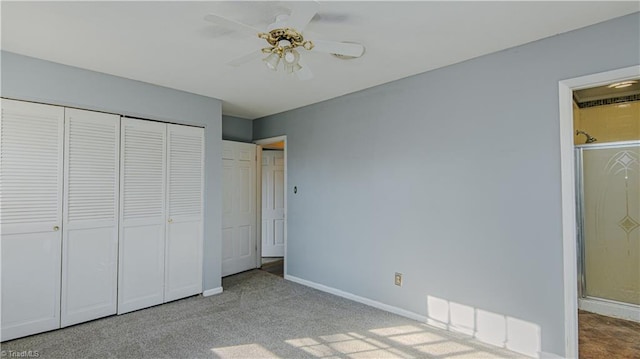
<box><xmin>204</xmin><ymin>3</ymin><xmax>365</xmax><ymax>80</ymax></box>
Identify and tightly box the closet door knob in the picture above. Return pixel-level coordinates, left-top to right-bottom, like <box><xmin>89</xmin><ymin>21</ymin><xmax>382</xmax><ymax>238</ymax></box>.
<box><xmin>168</xmin><ymin>219</ymin><xmax>173</xmax><ymax>223</ymax></box>
<box><xmin>53</xmin><ymin>226</ymin><xmax>60</xmax><ymax>231</ymax></box>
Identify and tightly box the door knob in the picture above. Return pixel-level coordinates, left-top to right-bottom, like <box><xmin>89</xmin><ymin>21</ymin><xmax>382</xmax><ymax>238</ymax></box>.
<box><xmin>53</xmin><ymin>226</ymin><xmax>60</xmax><ymax>231</ymax></box>
<box><xmin>168</xmin><ymin>219</ymin><xmax>173</xmax><ymax>223</ymax></box>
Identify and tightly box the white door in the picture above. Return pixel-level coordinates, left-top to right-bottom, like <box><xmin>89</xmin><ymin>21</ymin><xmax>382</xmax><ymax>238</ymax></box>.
<box><xmin>164</xmin><ymin>124</ymin><xmax>204</xmax><ymax>302</ymax></box>
<box><xmin>222</xmin><ymin>141</ymin><xmax>257</xmax><ymax>276</ymax></box>
<box><xmin>118</xmin><ymin>118</ymin><xmax>167</xmax><ymax>314</ymax></box>
<box><xmin>261</xmin><ymin>151</ymin><xmax>285</xmax><ymax>257</ymax></box>
<box><xmin>0</xmin><ymin>99</ymin><xmax>64</xmax><ymax>341</ymax></box>
<box><xmin>61</xmin><ymin>109</ymin><xmax>120</xmax><ymax>327</ymax></box>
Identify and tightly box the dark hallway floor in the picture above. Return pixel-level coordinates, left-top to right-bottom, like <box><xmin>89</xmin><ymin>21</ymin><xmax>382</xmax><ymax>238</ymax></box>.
<box><xmin>259</xmin><ymin>258</ymin><xmax>284</xmax><ymax>277</ymax></box>
<box><xmin>579</xmin><ymin>310</ymin><xmax>640</xmax><ymax>359</ymax></box>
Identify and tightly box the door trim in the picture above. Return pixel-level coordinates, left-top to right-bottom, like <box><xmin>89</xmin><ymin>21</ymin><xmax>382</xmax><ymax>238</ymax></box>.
<box><xmin>254</xmin><ymin>135</ymin><xmax>287</xmax><ymax>275</ymax></box>
<box><xmin>558</xmin><ymin>65</ymin><xmax>640</xmax><ymax>359</ymax></box>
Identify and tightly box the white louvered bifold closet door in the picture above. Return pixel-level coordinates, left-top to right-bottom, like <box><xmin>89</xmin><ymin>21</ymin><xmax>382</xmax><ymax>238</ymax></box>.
<box><xmin>0</xmin><ymin>99</ymin><xmax>64</xmax><ymax>341</ymax></box>
<box><xmin>61</xmin><ymin>109</ymin><xmax>120</xmax><ymax>327</ymax></box>
<box><xmin>118</xmin><ymin>118</ymin><xmax>167</xmax><ymax>314</ymax></box>
<box><xmin>164</xmin><ymin>124</ymin><xmax>204</xmax><ymax>302</ymax></box>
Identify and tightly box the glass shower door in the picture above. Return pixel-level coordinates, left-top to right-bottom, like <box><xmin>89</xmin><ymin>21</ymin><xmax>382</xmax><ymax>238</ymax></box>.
<box><xmin>578</xmin><ymin>142</ymin><xmax>640</xmax><ymax>305</ymax></box>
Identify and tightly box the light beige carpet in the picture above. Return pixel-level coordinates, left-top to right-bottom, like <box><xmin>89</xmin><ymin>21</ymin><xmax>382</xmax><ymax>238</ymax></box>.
<box><xmin>1</xmin><ymin>270</ymin><xmax>525</xmax><ymax>358</ymax></box>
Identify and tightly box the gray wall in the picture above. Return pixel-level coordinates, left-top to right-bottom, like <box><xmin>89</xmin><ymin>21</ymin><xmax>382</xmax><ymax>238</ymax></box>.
<box><xmin>253</xmin><ymin>13</ymin><xmax>640</xmax><ymax>356</ymax></box>
<box><xmin>222</xmin><ymin>115</ymin><xmax>253</xmax><ymax>142</ymax></box>
<box><xmin>1</xmin><ymin>51</ymin><xmax>223</xmax><ymax>291</ymax></box>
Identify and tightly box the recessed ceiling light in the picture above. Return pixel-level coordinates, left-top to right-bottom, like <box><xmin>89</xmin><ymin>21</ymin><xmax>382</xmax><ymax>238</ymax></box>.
<box><xmin>607</xmin><ymin>80</ymin><xmax>638</xmax><ymax>89</ymax></box>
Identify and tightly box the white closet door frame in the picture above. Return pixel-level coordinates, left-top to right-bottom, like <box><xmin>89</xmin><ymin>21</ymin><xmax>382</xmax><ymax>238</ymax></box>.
<box><xmin>118</xmin><ymin>118</ymin><xmax>167</xmax><ymax>314</ymax></box>
<box><xmin>164</xmin><ymin>124</ymin><xmax>204</xmax><ymax>302</ymax></box>
<box><xmin>61</xmin><ymin>109</ymin><xmax>120</xmax><ymax>327</ymax></box>
<box><xmin>1</xmin><ymin>99</ymin><xmax>64</xmax><ymax>341</ymax></box>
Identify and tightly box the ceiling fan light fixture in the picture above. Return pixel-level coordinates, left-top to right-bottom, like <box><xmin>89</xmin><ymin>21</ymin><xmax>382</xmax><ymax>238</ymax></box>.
<box><xmin>283</xmin><ymin>62</ymin><xmax>294</xmax><ymax>74</ymax></box>
<box><xmin>207</xmin><ymin>8</ymin><xmax>360</xmax><ymax>81</ymax></box>
<box><xmin>281</xmin><ymin>48</ymin><xmax>301</xmax><ymax>74</ymax></box>
<box><xmin>284</xmin><ymin>60</ymin><xmax>303</xmax><ymax>75</ymax></box>
<box><xmin>263</xmin><ymin>52</ymin><xmax>280</xmax><ymax>71</ymax></box>
<box><xmin>283</xmin><ymin>49</ymin><xmax>300</xmax><ymax>65</ymax></box>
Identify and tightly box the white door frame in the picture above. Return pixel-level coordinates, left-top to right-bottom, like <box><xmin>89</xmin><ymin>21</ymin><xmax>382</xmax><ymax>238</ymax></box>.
<box><xmin>254</xmin><ymin>135</ymin><xmax>287</xmax><ymax>275</ymax></box>
<box><xmin>558</xmin><ymin>65</ymin><xmax>639</xmax><ymax>358</ymax></box>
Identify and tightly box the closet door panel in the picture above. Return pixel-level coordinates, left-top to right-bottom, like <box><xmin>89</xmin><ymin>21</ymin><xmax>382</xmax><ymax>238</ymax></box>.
<box><xmin>1</xmin><ymin>233</ymin><xmax>62</xmax><ymax>340</ymax></box>
<box><xmin>164</xmin><ymin>124</ymin><xmax>204</xmax><ymax>302</ymax></box>
<box><xmin>0</xmin><ymin>99</ymin><xmax>64</xmax><ymax>341</ymax></box>
<box><xmin>61</xmin><ymin>109</ymin><xmax>120</xmax><ymax>327</ymax></box>
<box><xmin>118</xmin><ymin>118</ymin><xmax>166</xmax><ymax>314</ymax></box>
<box><xmin>165</xmin><ymin>221</ymin><xmax>202</xmax><ymax>301</ymax></box>
<box><xmin>120</xmin><ymin>223</ymin><xmax>165</xmax><ymax>306</ymax></box>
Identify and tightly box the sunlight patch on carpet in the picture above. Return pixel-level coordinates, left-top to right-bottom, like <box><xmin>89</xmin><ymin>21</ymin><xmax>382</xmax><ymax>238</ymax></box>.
<box><xmin>211</xmin><ymin>343</ymin><xmax>280</xmax><ymax>358</ymax></box>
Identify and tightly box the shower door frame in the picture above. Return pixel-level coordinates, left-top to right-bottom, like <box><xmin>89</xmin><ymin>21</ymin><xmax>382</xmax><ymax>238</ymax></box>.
<box><xmin>575</xmin><ymin>141</ymin><xmax>640</xmax><ymax>319</ymax></box>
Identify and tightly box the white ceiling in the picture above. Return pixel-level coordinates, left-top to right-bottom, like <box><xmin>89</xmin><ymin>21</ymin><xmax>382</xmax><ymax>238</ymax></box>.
<box><xmin>2</xmin><ymin>1</ymin><xmax>638</xmax><ymax>119</ymax></box>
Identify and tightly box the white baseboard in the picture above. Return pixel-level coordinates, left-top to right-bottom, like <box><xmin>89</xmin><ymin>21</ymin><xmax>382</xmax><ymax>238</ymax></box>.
<box><xmin>579</xmin><ymin>297</ymin><xmax>640</xmax><ymax>322</ymax></box>
<box><xmin>202</xmin><ymin>287</ymin><xmax>223</xmax><ymax>297</ymax></box>
<box><xmin>284</xmin><ymin>275</ymin><xmax>427</xmax><ymax>323</ymax></box>
<box><xmin>538</xmin><ymin>352</ymin><xmax>565</xmax><ymax>359</ymax></box>
<box><xmin>285</xmin><ymin>275</ymin><xmax>549</xmax><ymax>358</ymax></box>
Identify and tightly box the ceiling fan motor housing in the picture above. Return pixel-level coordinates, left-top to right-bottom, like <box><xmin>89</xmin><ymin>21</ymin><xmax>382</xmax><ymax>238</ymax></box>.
<box><xmin>259</xmin><ymin>28</ymin><xmax>314</xmax><ymax>56</ymax></box>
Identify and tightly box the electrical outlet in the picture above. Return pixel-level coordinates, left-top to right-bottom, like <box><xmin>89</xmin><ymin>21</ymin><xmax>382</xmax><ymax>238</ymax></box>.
<box><xmin>394</xmin><ymin>272</ymin><xmax>403</xmax><ymax>286</ymax></box>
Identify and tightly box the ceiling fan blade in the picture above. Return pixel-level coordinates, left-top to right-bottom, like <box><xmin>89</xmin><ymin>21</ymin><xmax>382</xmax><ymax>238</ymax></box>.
<box><xmin>227</xmin><ymin>49</ymin><xmax>263</xmax><ymax>67</ymax></box>
<box><xmin>287</xmin><ymin>1</ymin><xmax>320</xmax><ymax>31</ymax></box>
<box><xmin>311</xmin><ymin>40</ymin><xmax>365</xmax><ymax>58</ymax></box>
<box><xmin>204</xmin><ymin>14</ymin><xmax>262</xmax><ymax>36</ymax></box>
<box><xmin>295</xmin><ymin>60</ymin><xmax>314</xmax><ymax>81</ymax></box>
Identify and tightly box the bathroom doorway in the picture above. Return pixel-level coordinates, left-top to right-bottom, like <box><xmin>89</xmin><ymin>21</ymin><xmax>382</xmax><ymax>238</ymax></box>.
<box><xmin>572</xmin><ymin>78</ymin><xmax>640</xmax><ymax>358</ymax></box>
